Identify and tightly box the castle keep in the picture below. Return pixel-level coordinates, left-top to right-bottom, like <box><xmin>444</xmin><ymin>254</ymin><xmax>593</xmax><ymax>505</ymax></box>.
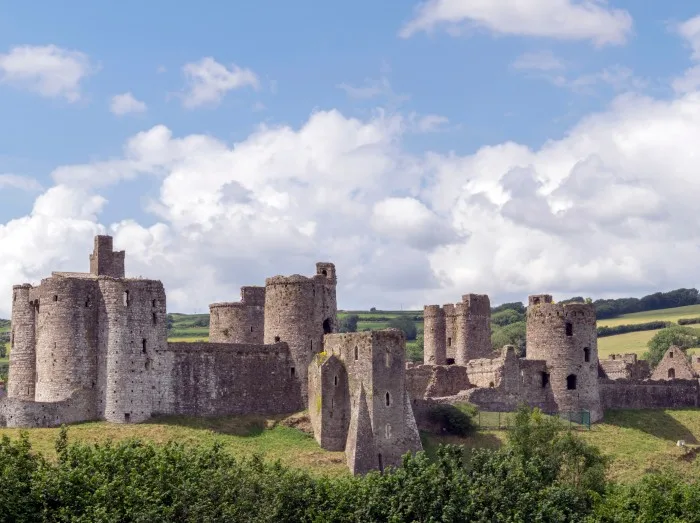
<box><xmin>4</xmin><ymin>234</ymin><xmax>700</xmax><ymax>473</ymax></box>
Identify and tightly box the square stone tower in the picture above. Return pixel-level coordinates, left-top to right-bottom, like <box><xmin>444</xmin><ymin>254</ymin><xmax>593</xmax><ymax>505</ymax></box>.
<box><xmin>89</xmin><ymin>235</ymin><xmax>125</xmax><ymax>278</ymax></box>
<box><xmin>308</xmin><ymin>329</ymin><xmax>422</xmax><ymax>475</ymax></box>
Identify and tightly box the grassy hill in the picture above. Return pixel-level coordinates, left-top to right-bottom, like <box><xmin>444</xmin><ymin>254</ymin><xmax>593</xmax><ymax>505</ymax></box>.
<box><xmin>0</xmin><ymin>408</ymin><xmax>700</xmax><ymax>483</ymax></box>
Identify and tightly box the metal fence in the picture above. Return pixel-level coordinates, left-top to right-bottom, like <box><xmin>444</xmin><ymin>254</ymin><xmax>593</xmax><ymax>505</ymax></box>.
<box><xmin>475</xmin><ymin>410</ymin><xmax>591</xmax><ymax>431</ymax></box>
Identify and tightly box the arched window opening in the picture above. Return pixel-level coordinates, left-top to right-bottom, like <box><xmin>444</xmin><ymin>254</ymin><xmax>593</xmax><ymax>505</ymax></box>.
<box><xmin>668</xmin><ymin>368</ymin><xmax>676</xmax><ymax>379</ymax></box>
<box><xmin>541</xmin><ymin>372</ymin><xmax>550</xmax><ymax>388</ymax></box>
<box><xmin>583</xmin><ymin>347</ymin><xmax>590</xmax><ymax>362</ymax></box>
<box><xmin>323</xmin><ymin>318</ymin><xmax>332</xmax><ymax>334</ymax></box>
<box><xmin>566</xmin><ymin>374</ymin><xmax>577</xmax><ymax>390</ymax></box>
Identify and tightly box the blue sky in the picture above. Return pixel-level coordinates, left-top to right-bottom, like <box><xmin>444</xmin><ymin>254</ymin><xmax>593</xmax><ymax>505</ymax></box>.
<box><xmin>1</xmin><ymin>1</ymin><xmax>700</xmax><ymax>314</ymax></box>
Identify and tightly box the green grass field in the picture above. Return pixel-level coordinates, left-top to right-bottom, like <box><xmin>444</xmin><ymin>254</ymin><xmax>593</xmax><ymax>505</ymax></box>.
<box><xmin>597</xmin><ymin>304</ymin><xmax>700</xmax><ymax>327</ymax></box>
<box><xmin>1</xmin><ymin>409</ymin><xmax>700</xmax><ymax>483</ymax></box>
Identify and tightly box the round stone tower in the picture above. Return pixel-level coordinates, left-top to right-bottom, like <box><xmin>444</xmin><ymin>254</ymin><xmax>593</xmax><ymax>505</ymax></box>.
<box><xmin>526</xmin><ymin>294</ymin><xmax>602</xmax><ymax>422</ymax></box>
<box><xmin>423</xmin><ymin>305</ymin><xmax>446</xmax><ymax>365</ymax></box>
<box><xmin>264</xmin><ymin>264</ymin><xmax>337</xmax><ymax>406</ymax></box>
<box><xmin>8</xmin><ymin>284</ymin><xmax>37</xmax><ymax>400</ymax></box>
<box><xmin>99</xmin><ymin>278</ymin><xmax>166</xmax><ymax>423</ymax></box>
<box><xmin>209</xmin><ymin>286</ymin><xmax>265</xmax><ymax>344</ymax></box>
<box><xmin>34</xmin><ymin>276</ymin><xmax>99</xmax><ymax>405</ymax></box>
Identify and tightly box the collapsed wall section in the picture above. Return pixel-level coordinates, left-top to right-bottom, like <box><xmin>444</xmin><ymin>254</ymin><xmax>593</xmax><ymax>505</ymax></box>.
<box><xmin>8</xmin><ymin>285</ymin><xmax>37</xmax><ymax>400</ymax></box>
<box><xmin>154</xmin><ymin>342</ymin><xmax>300</xmax><ymax>416</ymax></box>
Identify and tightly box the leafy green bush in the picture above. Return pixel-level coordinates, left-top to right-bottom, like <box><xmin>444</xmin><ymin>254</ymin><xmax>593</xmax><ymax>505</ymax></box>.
<box><xmin>643</xmin><ymin>325</ymin><xmax>700</xmax><ymax>368</ymax></box>
<box><xmin>678</xmin><ymin>317</ymin><xmax>700</xmax><ymax>325</ymax></box>
<box><xmin>387</xmin><ymin>316</ymin><xmax>417</xmax><ymax>340</ymax></box>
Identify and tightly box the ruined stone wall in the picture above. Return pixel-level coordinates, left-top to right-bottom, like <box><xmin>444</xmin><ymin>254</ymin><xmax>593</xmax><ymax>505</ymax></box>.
<box><xmin>263</xmin><ymin>267</ymin><xmax>337</xmax><ymax>407</ymax></box>
<box><xmin>424</xmin><ymin>365</ymin><xmax>470</xmax><ymax>397</ymax></box>
<box><xmin>308</xmin><ymin>354</ymin><xmax>350</xmax><ymax>451</ymax></box>
<box><xmin>423</xmin><ymin>305</ymin><xmax>446</xmax><ymax>365</ymax></box>
<box><xmin>600</xmin><ymin>354</ymin><xmax>651</xmax><ymax>380</ymax></box>
<box><xmin>154</xmin><ymin>342</ymin><xmax>300</xmax><ymax>417</ymax></box>
<box><xmin>405</xmin><ymin>364</ymin><xmax>435</xmax><ymax>399</ymax></box>
<box><xmin>466</xmin><ymin>357</ymin><xmax>503</xmax><ymax>389</ymax></box>
<box><xmin>526</xmin><ymin>296</ymin><xmax>603</xmax><ymax>421</ymax></box>
<box><xmin>8</xmin><ymin>285</ymin><xmax>36</xmax><ymax>400</ymax></box>
<box><xmin>600</xmin><ymin>379</ymin><xmax>699</xmax><ymax>410</ymax></box>
<box><xmin>0</xmin><ymin>390</ymin><xmax>96</xmax><ymax>428</ymax></box>
<box><xmin>89</xmin><ymin>235</ymin><xmax>125</xmax><ymax>278</ymax></box>
<box><xmin>209</xmin><ymin>286</ymin><xmax>265</xmax><ymax>344</ymax></box>
<box><xmin>99</xmin><ymin>278</ymin><xmax>166</xmax><ymax>423</ymax></box>
<box><xmin>650</xmin><ymin>346</ymin><xmax>697</xmax><ymax>381</ymax></box>
<box><xmin>34</xmin><ymin>276</ymin><xmax>99</xmax><ymax>407</ymax></box>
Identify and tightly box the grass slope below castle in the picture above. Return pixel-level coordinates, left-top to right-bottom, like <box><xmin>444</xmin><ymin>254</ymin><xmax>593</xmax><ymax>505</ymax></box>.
<box><xmin>1</xmin><ymin>408</ymin><xmax>700</xmax><ymax>484</ymax></box>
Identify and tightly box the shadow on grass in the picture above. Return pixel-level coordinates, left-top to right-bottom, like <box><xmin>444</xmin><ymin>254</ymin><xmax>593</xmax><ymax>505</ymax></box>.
<box><xmin>148</xmin><ymin>413</ymin><xmax>294</xmax><ymax>438</ymax></box>
<box><xmin>420</xmin><ymin>430</ymin><xmax>504</xmax><ymax>466</ymax></box>
<box><xmin>602</xmin><ymin>408</ymin><xmax>699</xmax><ymax>444</ymax></box>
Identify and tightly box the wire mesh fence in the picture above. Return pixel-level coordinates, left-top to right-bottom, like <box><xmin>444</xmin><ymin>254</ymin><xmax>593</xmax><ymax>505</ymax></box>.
<box><xmin>475</xmin><ymin>410</ymin><xmax>591</xmax><ymax>431</ymax></box>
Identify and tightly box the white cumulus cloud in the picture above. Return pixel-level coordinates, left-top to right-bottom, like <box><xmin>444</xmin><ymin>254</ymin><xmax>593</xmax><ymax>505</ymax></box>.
<box><xmin>0</xmin><ymin>44</ymin><xmax>95</xmax><ymax>102</ymax></box>
<box><xmin>400</xmin><ymin>0</ymin><xmax>633</xmax><ymax>47</ymax></box>
<box><xmin>110</xmin><ymin>92</ymin><xmax>147</xmax><ymax>115</ymax></box>
<box><xmin>180</xmin><ymin>57</ymin><xmax>259</xmax><ymax>108</ymax></box>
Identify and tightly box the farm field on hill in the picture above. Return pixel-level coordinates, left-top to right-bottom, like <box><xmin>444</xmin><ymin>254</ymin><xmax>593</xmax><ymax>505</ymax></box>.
<box><xmin>597</xmin><ymin>304</ymin><xmax>700</xmax><ymax>327</ymax></box>
<box><xmin>597</xmin><ymin>329</ymin><xmax>662</xmax><ymax>358</ymax></box>
<box><xmin>1</xmin><ymin>408</ymin><xmax>700</xmax><ymax>483</ymax></box>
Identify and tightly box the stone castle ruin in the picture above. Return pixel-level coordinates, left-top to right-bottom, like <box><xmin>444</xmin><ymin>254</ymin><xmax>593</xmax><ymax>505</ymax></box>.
<box><xmin>3</xmin><ymin>234</ymin><xmax>700</xmax><ymax>473</ymax></box>
<box><xmin>410</xmin><ymin>295</ymin><xmax>700</xmax><ymax>423</ymax></box>
<box><xmin>0</xmin><ymin>235</ymin><xmax>421</xmax><ymax>475</ymax></box>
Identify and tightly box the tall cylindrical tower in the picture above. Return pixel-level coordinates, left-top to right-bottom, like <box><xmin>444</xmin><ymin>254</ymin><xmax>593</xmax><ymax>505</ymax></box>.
<box><xmin>423</xmin><ymin>305</ymin><xmax>446</xmax><ymax>365</ymax></box>
<box><xmin>443</xmin><ymin>304</ymin><xmax>456</xmax><ymax>362</ymax></box>
<box><xmin>462</xmin><ymin>294</ymin><xmax>493</xmax><ymax>360</ymax></box>
<box><xmin>526</xmin><ymin>295</ymin><xmax>602</xmax><ymax>422</ymax></box>
<box><xmin>453</xmin><ymin>302</ymin><xmax>469</xmax><ymax>365</ymax></box>
<box><xmin>8</xmin><ymin>284</ymin><xmax>37</xmax><ymax>400</ymax></box>
<box><xmin>209</xmin><ymin>286</ymin><xmax>265</xmax><ymax>344</ymax></box>
<box><xmin>264</xmin><ymin>275</ymin><xmax>321</xmax><ymax>408</ymax></box>
<box><xmin>99</xmin><ymin>279</ymin><xmax>166</xmax><ymax>423</ymax></box>
<box><xmin>34</xmin><ymin>277</ymin><xmax>99</xmax><ymax>404</ymax></box>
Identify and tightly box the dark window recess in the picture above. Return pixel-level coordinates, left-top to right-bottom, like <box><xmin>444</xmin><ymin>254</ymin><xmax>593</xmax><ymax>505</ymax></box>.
<box><xmin>584</xmin><ymin>347</ymin><xmax>590</xmax><ymax>362</ymax></box>
<box><xmin>541</xmin><ymin>372</ymin><xmax>550</xmax><ymax>388</ymax></box>
<box><xmin>565</xmin><ymin>322</ymin><xmax>573</xmax><ymax>336</ymax></box>
<box><xmin>566</xmin><ymin>374</ymin><xmax>577</xmax><ymax>390</ymax></box>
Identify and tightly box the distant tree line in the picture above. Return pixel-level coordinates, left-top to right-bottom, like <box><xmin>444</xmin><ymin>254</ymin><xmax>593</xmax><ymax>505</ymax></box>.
<box><xmin>586</xmin><ymin>288</ymin><xmax>699</xmax><ymax>319</ymax></box>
